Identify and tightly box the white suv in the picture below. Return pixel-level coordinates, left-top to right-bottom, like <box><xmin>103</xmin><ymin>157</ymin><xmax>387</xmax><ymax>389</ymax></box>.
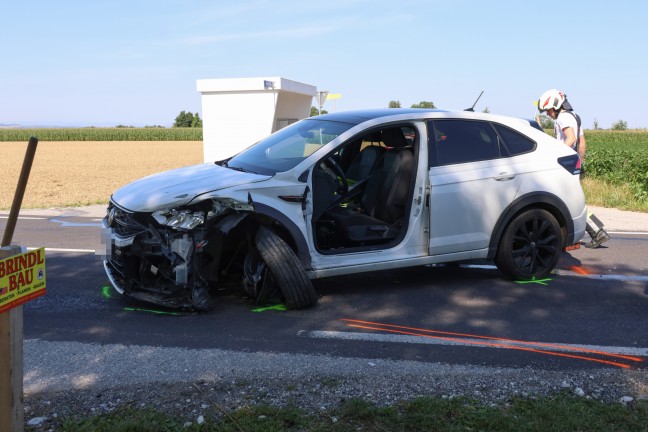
<box><xmin>102</xmin><ymin>109</ymin><xmax>587</xmax><ymax>311</ymax></box>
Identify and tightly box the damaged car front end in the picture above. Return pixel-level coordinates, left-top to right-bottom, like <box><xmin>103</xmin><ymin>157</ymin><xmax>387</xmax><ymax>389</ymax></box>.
<box><xmin>103</xmin><ymin>194</ymin><xmax>257</xmax><ymax>310</ymax></box>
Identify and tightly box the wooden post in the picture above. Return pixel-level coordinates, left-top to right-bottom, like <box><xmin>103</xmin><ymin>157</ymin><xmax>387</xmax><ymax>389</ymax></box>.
<box><xmin>1</xmin><ymin>246</ymin><xmax>24</xmax><ymax>432</ymax></box>
<box><xmin>2</xmin><ymin>137</ymin><xmax>38</xmax><ymax>247</ymax></box>
<box><xmin>1</xmin><ymin>137</ymin><xmax>38</xmax><ymax>432</ymax></box>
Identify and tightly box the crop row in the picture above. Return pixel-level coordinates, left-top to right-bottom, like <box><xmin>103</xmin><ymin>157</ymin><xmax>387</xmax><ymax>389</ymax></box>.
<box><xmin>584</xmin><ymin>130</ymin><xmax>648</xmax><ymax>149</ymax></box>
<box><xmin>0</xmin><ymin>127</ymin><xmax>203</xmax><ymax>142</ymax></box>
<box><xmin>585</xmin><ymin>152</ymin><xmax>648</xmax><ymax>200</ymax></box>
<box><xmin>583</xmin><ymin>130</ymin><xmax>648</xmax><ymax>200</ymax></box>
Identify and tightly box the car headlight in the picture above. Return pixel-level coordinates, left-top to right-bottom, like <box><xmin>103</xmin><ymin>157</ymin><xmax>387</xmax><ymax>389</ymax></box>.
<box><xmin>152</xmin><ymin>209</ymin><xmax>205</xmax><ymax>230</ymax></box>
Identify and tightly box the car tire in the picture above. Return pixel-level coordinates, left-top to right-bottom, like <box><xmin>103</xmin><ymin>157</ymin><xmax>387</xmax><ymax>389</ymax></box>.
<box><xmin>495</xmin><ymin>208</ymin><xmax>563</xmax><ymax>280</ymax></box>
<box><xmin>254</xmin><ymin>226</ymin><xmax>318</xmax><ymax>309</ymax></box>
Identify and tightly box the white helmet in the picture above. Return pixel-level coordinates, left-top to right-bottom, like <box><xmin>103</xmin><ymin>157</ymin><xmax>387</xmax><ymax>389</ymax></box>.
<box><xmin>537</xmin><ymin>89</ymin><xmax>566</xmax><ymax>112</ymax></box>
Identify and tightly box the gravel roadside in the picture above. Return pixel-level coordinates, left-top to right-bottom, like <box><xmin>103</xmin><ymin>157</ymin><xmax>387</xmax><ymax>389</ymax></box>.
<box><xmin>22</xmin><ymin>340</ymin><xmax>648</xmax><ymax>428</ymax></box>
<box><xmin>12</xmin><ymin>205</ymin><xmax>648</xmax><ymax>428</ymax></box>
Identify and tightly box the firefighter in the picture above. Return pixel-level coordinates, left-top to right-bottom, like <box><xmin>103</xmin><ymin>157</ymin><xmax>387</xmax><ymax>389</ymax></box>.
<box><xmin>537</xmin><ymin>89</ymin><xmax>610</xmax><ymax>248</ymax></box>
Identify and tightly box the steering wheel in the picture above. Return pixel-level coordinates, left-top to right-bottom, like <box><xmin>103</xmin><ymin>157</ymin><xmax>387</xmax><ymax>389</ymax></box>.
<box><xmin>323</xmin><ymin>156</ymin><xmax>348</xmax><ymax>196</ymax></box>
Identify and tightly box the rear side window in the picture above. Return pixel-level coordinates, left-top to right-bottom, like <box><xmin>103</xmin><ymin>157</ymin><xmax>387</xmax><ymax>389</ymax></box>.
<box><xmin>493</xmin><ymin>124</ymin><xmax>536</xmax><ymax>156</ymax></box>
<box><xmin>428</xmin><ymin>120</ymin><xmax>501</xmax><ymax>166</ymax></box>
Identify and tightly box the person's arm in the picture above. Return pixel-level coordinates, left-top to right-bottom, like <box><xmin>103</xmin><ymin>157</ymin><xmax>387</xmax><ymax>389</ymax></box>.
<box><xmin>577</xmin><ymin>135</ymin><xmax>586</xmax><ymax>161</ymax></box>
<box><xmin>562</xmin><ymin>126</ymin><xmax>578</xmax><ymax>148</ymax></box>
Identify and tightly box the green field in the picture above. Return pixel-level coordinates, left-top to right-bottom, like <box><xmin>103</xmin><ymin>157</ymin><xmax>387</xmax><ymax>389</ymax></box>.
<box><xmin>0</xmin><ymin>127</ymin><xmax>202</xmax><ymax>141</ymax></box>
<box><xmin>582</xmin><ymin>130</ymin><xmax>648</xmax><ymax>199</ymax></box>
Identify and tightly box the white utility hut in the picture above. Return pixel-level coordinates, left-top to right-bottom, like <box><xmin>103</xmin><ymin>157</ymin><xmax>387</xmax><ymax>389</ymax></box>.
<box><xmin>197</xmin><ymin>77</ymin><xmax>317</xmax><ymax>162</ymax></box>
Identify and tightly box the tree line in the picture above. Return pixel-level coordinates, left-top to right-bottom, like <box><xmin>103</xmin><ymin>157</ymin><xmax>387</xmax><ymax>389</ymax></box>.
<box><xmin>310</xmin><ymin>100</ymin><xmax>437</xmax><ymax>116</ymax></box>
<box><xmin>173</xmin><ymin>111</ymin><xmax>202</xmax><ymax>128</ymax></box>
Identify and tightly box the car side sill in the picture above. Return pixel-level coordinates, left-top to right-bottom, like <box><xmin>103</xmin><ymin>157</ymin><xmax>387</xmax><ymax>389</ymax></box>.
<box><xmin>307</xmin><ymin>249</ymin><xmax>489</xmax><ymax>279</ymax></box>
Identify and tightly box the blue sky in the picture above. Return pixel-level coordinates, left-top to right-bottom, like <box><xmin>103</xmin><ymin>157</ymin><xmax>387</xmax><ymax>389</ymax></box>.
<box><xmin>2</xmin><ymin>1</ymin><xmax>646</xmax><ymax>128</ymax></box>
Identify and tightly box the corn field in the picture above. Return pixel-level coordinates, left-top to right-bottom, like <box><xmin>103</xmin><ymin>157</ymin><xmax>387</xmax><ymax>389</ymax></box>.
<box><xmin>0</xmin><ymin>127</ymin><xmax>202</xmax><ymax>141</ymax></box>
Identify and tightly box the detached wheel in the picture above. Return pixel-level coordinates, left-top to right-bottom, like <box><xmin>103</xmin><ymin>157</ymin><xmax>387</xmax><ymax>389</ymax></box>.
<box><xmin>253</xmin><ymin>226</ymin><xmax>318</xmax><ymax>309</ymax></box>
<box><xmin>495</xmin><ymin>209</ymin><xmax>563</xmax><ymax>280</ymax></box>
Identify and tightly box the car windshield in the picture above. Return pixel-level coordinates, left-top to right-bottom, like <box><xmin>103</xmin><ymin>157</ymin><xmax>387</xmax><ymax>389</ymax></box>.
<box><xmin>226</xmin><ymin>118</ymin><xmax>355</xmax><ymax>175</ymax></box>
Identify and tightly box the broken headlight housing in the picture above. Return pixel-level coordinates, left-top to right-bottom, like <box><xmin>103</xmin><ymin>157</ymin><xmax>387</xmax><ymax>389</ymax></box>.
<box><xmin>151</xmin><ymin>199</ymin><xmax>254</xmax><ymax>231</ymax></box>
<box><xmin>152</xmin><ymin>209</ymin><xmax>205</xmax><ymax>230</ymax></box>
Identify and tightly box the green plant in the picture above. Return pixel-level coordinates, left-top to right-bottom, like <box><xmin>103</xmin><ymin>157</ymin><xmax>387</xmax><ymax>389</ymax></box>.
<box><xmin>56</xmin><ymin>396</ymin><xmax>648</xmax><ymax>432</ymax></box>
<box><xmin>583</xmin><ymin>130</ymin><xmax>648</xmax><ymax>204</ymax></box>
<box><xmin>0</xmin><ymin>127</ymin><xmax>202</xmax><ymax>141</ymax></box>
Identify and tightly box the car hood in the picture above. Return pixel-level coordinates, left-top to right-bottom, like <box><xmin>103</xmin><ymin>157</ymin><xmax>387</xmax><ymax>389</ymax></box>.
<box><xmin>111</xmin><ymin>162</ymin><xmax>270</xmax><ymax>212</ymax></box>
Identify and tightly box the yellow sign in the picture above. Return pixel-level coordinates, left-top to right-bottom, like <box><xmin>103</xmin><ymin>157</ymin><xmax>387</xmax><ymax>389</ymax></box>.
<box><xmin>0</xmin><ymin>248</ymin><xmax>46</xmax><ymax>313</ymax></box>
<box><xmin>327</xmin><ymin>93</ymin><xmax>342</xmax><ymax>100</ymax></box>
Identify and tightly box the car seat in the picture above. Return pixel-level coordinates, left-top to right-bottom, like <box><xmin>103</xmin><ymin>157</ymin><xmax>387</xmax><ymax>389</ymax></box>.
<box><xmin>330</xmin><ymin>127</ymin><xmax>415</xmax><ymax>244</ymax></box>
<box><xmin>346</xmin><ymin>145</ymin><xmax>386</xmax><ymax>182</ymax></box>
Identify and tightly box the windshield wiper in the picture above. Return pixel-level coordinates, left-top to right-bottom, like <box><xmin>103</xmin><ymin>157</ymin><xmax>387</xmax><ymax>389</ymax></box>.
<box><xmin>226</xmin><ymin>165</ymin><xmax>257</xmax><ymax>174</ymax></box>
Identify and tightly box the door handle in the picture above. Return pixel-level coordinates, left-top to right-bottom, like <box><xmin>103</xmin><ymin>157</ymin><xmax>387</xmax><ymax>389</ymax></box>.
<box><xmin>494</xmin><ymin>172</ymin><xmax>515</xmax><ymax>181</ymax></box>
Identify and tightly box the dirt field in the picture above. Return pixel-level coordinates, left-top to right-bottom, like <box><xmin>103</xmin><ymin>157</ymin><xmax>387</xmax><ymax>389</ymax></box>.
<box><xmin>0</xmin><ymin>141</ymin><xmax>203</xmax><ymax>210</ymax></box>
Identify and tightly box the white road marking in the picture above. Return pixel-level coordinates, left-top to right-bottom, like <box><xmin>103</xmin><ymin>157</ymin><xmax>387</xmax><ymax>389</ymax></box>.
<box><xmin>0</xmin><ymin>216</ymin><xmax>47</xmax><ymax>220</ymax></box>
<box><xmin>49</xmin><ymin>218</ymin><xmax>102</xmax><ymax>227</ymax></box>
<box><xmin>299</xmin><ymin>330</ymin><xmax>648</xmax><ymax>357</ymax></box>
<box><xmin>0</xmin><ymin>215</ymin><xmax>101</xmax><ymax>226</ymax></box>
<box><xmin>462</xmin><ymin>264</ymin><xmax>648</xmax><ymax>282</ymax></box>
<box><xmin>25</xmin><ymin>246</ymin><xmax>96</xmax><ymax>254</ymax></box>
<box><xmin>554</xmin><ymin>269</ymin><xmax>648</xmax><ymax>282</ymax></box>
<box><xmin>608</xmin><ymin>231</ymin><xmax>648</xmax><ymax>235</ymax></box>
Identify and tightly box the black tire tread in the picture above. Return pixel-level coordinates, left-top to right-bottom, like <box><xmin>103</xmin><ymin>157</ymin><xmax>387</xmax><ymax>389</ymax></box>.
<box><xmin>494</xmin><ymin>208</ymin><xmax>562</xmax><ymax>280</ymax></box>
<box><xmin>255</xmin><ymin>226</ymin><xmax>318</xmax><ymax>309</ymax></box>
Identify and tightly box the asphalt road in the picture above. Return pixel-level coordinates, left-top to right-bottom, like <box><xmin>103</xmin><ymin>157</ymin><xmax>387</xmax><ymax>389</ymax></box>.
<box><xmin>2</xmin><ymin>208</ymin><xmax>647</xmax><ymax>376</ymax></box>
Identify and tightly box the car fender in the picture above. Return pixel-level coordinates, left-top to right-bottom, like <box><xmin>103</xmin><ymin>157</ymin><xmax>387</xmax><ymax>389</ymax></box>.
<box><xmin>246</xmin><ymin>202</ymin><xmax>312</xmax><ymax>269</ymax></box>
<box><xmin>487</xmin><ymin>192</ymin><xmax>575</xmax><ymax>258</ymax></box>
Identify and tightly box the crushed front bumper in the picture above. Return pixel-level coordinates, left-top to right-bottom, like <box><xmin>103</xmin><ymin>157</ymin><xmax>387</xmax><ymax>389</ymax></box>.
<box><xmin>101</xmin><ymin>205</ymin><xmax>202</xmax><ymax>309</ymax></box>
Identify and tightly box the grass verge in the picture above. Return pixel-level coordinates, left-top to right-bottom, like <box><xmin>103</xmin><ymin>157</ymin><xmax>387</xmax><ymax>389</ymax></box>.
<box><xmin>582</xmin><ymin>178</ymin><xmax>648</xmax><ymax>213</ymax></box>
<box><xmin>57</xmin><ymin>395</ymin><xmax>648</xmax><ymax>432</ymax></box>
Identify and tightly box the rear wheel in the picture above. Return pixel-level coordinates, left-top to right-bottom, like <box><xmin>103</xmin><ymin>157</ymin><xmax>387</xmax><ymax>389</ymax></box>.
<box><xmin>251</xmin><ymin>226</ymin><xmax>318</xmax><ymax>309</ymax></box>
<box><xmin>495</xmin><ymin>209</ymin><xmax>563</xmax><ymax>280</ymax></box>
